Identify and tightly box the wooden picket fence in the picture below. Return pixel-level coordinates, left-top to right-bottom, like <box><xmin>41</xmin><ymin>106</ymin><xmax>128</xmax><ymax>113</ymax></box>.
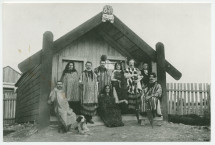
<box><xmin>167</xmin><ymin>83</ymin><xmax>210</xmax><ymax>116</ymax></box>
<box><xmin>3</xmin><ymin>91</ymin><xmax>17</xmax><ymax>124</ymax></box>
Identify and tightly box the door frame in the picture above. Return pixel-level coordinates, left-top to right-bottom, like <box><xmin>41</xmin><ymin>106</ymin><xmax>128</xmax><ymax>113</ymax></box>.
<box><xmin>106</xmin><ymin>56</ymin><xmax>127</xmax><ymax>70</ymax></box>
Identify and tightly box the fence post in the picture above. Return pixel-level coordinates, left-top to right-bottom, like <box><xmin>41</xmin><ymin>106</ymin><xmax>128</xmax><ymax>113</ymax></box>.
<box><xmin>173</xmin><ymin>83</ymin><xmax>177</xmax><ymax>114</ymax></box>
<box><xmin>194</xmin><ymin>83</ymin><xmax>199</xmax><ymax>115</ymax></box>
<box><xmin>199</xmin><ymin>83</ymin><xmax>203</xmax><ymax>116</ymax></box>
<box><xmin>169</xmin><ymin>83</ymin><xmax>173</xmax><ymax>114</ymax></box>
<box><xmin>187</xmin><ymin>83</ymin><xmax>191</xmax><ymax>114</ymax></box>
<box><xmin>207</xmin><ymin>84</ymin><xmax>210</xmax><ymax>117</ymax></box>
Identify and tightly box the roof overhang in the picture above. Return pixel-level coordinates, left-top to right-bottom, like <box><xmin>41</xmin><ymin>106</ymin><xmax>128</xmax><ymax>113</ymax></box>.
<box><xmin>18</xmin><ymin>11</ymin><xmax>182</xmax><ymax>80</ymax></box>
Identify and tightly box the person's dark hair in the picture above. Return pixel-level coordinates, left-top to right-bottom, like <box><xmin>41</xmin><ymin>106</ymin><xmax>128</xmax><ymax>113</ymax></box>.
<box><xmin>62</xmin><ymin>61</ymin><xmax>77</xmax><ymax>76</ymax></box>
<box><xmin>102</xmin><ymin>85</ymin><xmax>113</xmax><ymax>96</ymax></box>
<box><xmin>114</xmin><ymin>62</ymin><xmax>123</xmax><ymax>70</ymax></box>
<box><xmin>149</xmin><ymin>72</ymin><xmax>157</xmax><ymax>78</ymax></box>
<box><xmin>86</xmin><ymin>61</ymin><xmax>92</xmax><ymax>65</ymax></box>
<box><xmin>127</xmin><ymin>58</ymin><xmax>136</xmax><ymax>66</ymax></box>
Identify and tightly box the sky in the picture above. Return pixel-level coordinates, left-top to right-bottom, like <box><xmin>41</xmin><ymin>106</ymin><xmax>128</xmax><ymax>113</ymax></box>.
<box><xmin>2</xmin><ymin>3</ymin><xmax>211</xmax><ymax>83</ymax></box>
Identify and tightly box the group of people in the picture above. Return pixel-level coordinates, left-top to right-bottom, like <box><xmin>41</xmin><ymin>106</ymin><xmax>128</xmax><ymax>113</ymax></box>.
<box><xmin>48</xmin><ymin>55</ymin><xmax>163</xmax><ymax>133</ymax></box>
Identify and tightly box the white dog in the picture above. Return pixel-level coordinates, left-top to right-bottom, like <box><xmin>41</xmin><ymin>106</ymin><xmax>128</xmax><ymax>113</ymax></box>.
<box><xmin>75</xmin><ymin>115</ymin><xmax>90</xmax><ymax>135</ymax></box>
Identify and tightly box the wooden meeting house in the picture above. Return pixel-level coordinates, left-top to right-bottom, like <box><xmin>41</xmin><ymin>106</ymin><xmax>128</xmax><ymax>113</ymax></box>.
<box><xmin>15</xmin><ymin>5</ymin><xmax>182</xmax><ymax>128</ymax></box>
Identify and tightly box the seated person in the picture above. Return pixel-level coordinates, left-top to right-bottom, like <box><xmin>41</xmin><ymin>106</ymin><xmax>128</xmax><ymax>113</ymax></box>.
<box><xmin>98</xmin><ymin>85</ymin><xmax>125</xmax><ymax>127</ymax></box>
<box><xmin>48</xmin><ymin>81</ymin><xmax>76</xmax><ymax>133</ymax></box>
<box><xmin>141</xmin><ymin>73</ymin><xmax>162</xmax><ymax>117</ymax></box>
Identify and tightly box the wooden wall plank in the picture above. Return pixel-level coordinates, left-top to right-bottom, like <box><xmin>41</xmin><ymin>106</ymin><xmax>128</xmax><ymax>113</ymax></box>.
<box><xmin>183</xmin><ymin>83</ymin><xmax>187</xmax><ymax>115</ymax></box>
<box><xmin>187</xmin><ymin>83</ymin><xmax>191</xmax><ymax>114</ymax></box>
<box><xmin>176</xmin><ymin>83</ymin><xmax>180</xmax><ymax>115</ymax></box>
<box><xmin>194</xmin><ymin>83</ymin><xmax>199</xmax><ymax>115</ymax></box>
<box><xmin>167</xmin><ymin>83</ymin><xmax>170</xmax><ymax>114</ymax></box>
<box><xmin>173</xmin><ymin>83</ymin><xmax>177</xmax><ymax>114</ymax></box>
<box><xmin>15</xmin><ymin>62</ymin><xmax>41</xmax><ymax>124</ymax></box>
<box><xmin>199</xmin><ymin>83</ymin><xmax>203</xmax><ymax>116</ymax></box>
<box><xmin>17</xmin><ymin>64</ymin><xmax>41</xmax><ymax>87</ymax></box>
<box><xmin>17</xmin><ymin>114</ymin><xmax>38</xmax><ymax>123</ymax></box>
<box><xmin>203</xmin><ymin>83</ymin><xmax>206</xmax><ymax>111</ymax></box>
<box><xmin>207</xmin><ymin>84</ymin><xmax>210</xmax><ymax>116</ymax></box>
<box><xmin>53</xmin><ymin>30</ymin><xmax>125</xmax><ymax>81</ymax></box>
<box><xmin>169</xmin><ymin>83</ymin><xmax>172</xmax><ymax>114</ymax></box>
<box><xmin>191</xmin><ymin>83</ymin><xmax>195</xmax><ymax>114</ymax></box>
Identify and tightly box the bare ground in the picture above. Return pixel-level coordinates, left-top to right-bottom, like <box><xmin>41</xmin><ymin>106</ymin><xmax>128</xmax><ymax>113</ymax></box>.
<box><xmin>3</xmin><ymin>120</ymin><xmax>210</xmax><ymax>142</ymax></box>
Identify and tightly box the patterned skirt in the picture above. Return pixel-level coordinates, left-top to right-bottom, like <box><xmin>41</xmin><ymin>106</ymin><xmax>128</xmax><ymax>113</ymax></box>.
<box><xmin>128</xmin><ymin>94</ymin><xmax>141</xmax><ymax>110</ymax></box>
<box><xmin>80</xmin><ymin>103</ymin><xmax>97</xmax><ymax>116</ymax></box>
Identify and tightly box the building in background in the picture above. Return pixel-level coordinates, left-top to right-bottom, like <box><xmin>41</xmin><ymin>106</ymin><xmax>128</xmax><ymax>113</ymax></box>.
<box><xmin>3</xmin><ymin>66</ymin><xmax>21</xmax><ymax>124</ymax></box>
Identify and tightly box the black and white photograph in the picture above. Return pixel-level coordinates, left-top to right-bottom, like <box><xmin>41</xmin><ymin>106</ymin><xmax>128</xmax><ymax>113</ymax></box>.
<box><xmin>1</xmin><ymin>1</ymin><xmax>213</xmax><ymax>142</ymax></box>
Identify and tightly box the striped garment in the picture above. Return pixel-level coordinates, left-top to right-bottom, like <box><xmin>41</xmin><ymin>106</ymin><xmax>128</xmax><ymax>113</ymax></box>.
<box><xmin>94</xmin><ymin>67</ymin><xmax>112</xmax><ymax>94</ymax></box>
<box><xmin>141</xmin><ymin>82</ymin><xmax>162</xmax><ymax>115</ymax></box>
<box><xmin>80</xmin><ymin>103</ymin><xmax>98</xmax><ymax>116</ymax></box>
<box><xmin>80</xmin><ymin>70</ymin><xmax>98</xmax><ymax>116</ymax></box>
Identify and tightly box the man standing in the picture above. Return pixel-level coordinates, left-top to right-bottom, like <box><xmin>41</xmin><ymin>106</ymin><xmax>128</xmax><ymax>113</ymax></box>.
<box><xmin>124</xmin><ymin>59</ymin><xmax>143</xmax><ymax>123</ymax></box>
<box><xmin>80</xmin><ymin>61</ymin><xmax>98</xmax><ymax>124</ymax></box>
<box><xmin>142</xmin><ymin>72</ymin><xmax>162</xmax><ymax>117</ymax></box>
<box><xmin>94</xmin><ymin>55</ymin><xmax>112</xmax><ymax>94</ymax></box>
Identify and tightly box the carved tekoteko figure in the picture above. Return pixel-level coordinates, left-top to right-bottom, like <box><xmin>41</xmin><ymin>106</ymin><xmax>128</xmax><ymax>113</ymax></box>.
<box><xmin>102</xmin><ymin>5</ymin><xmax>114</xmax><ymax>23</ymax></box>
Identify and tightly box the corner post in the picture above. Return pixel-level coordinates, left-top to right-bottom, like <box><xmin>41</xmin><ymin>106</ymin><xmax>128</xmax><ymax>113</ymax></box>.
<box><xmin>156</xmin><ymin>42</ymin><xmax>168</xmax><ymax>121</ymax></box>
<box><xmin>38</xmin><ymin>31</ymin><xmax>54</xmax><ymax>129</ymax></box>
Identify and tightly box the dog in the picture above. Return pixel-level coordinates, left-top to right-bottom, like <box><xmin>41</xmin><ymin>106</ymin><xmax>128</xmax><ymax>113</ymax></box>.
<box><xmin>75</xmin><ymin>115</ymin><xmax>90</xmax><ymax>135</ymax></box>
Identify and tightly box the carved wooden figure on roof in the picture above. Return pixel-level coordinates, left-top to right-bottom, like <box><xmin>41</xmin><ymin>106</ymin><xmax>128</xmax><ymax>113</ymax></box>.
<box><xmin>102</xmin><ymin>5</ymin><xmax>114</xmax><ymax>23</ymax></box>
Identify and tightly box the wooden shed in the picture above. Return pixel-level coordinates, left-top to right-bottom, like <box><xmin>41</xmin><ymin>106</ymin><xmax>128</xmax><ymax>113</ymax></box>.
<box><xmin>3</xmin><ymin>66</ymin><xmax>21</xmax><ymax>124</ymax></box>
<box><xmin>15</xmin><ymin>6</ymin><xmax>181</xmax><ymax>128</ymax></box>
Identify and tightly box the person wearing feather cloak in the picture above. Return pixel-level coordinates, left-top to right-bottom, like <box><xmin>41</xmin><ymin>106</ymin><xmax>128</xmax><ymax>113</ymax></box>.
<box><xmin>94</xmin><ymin>55</ymin><xmax>112</xmax><ymax>95</ymax></box>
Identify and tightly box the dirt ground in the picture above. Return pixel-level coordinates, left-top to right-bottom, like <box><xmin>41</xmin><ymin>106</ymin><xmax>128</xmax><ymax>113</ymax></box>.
<box><xmin>3</xmin><ymin>120</ymin><xmax>210</xmax><ymax>142</ymax></box>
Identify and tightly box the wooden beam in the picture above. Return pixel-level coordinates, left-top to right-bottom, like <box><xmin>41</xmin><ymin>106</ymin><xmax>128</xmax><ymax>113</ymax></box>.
<box><xmin>156</xmin><ymin>42</ymin><xmax>168</xmax><ymax>121</ymax></box>
<box><xmin>113</xmin><ymin>16</ymin><xmax>156</xmax><ymax>60</ymax></box>
<box><xmin>53</xmin><ymin>12</ymin><xmax>103</xmax><ymax>52</ymax></box>
<box><xmin>38</xmin><ymin>31</ymin><xmax>54</xmax><ymax>128</ymax></box>
<box><xmin>165</xmin><ymin>60</ymin><xmax>182</xmax><ymax>80</ymax></box>
<box><xmin>113</xmin><ymin>15</ymin><xmax>182</xmax><ymax>80</ymax></box>
<box><xmin>18</xmin><ymin>50</ymin><xmax>42</xmax><ymax>73</ymax></box>
<box><xmin>96</xmin><ymin>28</ymin><xmax>133</xmax><ymax>59</ymax></box>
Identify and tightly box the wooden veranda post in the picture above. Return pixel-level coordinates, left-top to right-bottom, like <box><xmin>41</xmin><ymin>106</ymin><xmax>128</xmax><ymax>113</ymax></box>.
<box><xmin>156</xmin><ymin>42</ymin><xmax>168</xmax><ymax>121</ymax></box>
<box><xmin>38</xmin><ymin>31</ymin><xmax>54</xmax><ymax>128</ymax></box>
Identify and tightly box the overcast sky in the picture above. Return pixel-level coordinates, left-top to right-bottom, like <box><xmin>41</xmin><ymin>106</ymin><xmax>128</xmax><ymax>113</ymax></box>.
<box><xmin>2</xmin><ymin>3</ymin><xmax>211</xmax><ymax>83</ymax></box>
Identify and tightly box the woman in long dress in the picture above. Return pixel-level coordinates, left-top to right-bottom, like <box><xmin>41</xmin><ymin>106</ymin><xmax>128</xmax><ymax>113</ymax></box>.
<box><xmin>61</xmin><ymin>61</ymin><xmax>80</xmax><ymax>115</ymax></box>
<box><xmin>111</xmin><ymin>62</ymin><xmax>128</xmax><ymax>114</ymax></box>
<box><xmin>98</xmin><ymin>85</ymin><xmax>125</xmax><ymax>127</ymax></box>
<box><xmin>48</xmin><ymin>81</ymin><xmax>76</xmax><ymax>133</ymax></box>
